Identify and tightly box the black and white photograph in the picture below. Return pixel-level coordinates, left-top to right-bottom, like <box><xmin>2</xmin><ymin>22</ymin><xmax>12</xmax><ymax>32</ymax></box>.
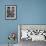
<box><xmin>18</xmin><ymin>25</ymin><xmax>46</xmax><ymax>46</ymax></box>
<box><xmin>5</xmin><ymin>5</ymin><xmax>16</xmax><ymax>20</ymax></box>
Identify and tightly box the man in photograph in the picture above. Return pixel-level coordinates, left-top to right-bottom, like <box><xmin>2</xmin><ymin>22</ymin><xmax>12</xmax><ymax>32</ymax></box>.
<box><xmin>7</xmin><ymin>7</ymin><xmax>11</xmax><ymax>17</ymax></box>
<box><xmin>11</xmin><ymin>7</ymin><xmax>15</xmax><ymax>17</ymax></box>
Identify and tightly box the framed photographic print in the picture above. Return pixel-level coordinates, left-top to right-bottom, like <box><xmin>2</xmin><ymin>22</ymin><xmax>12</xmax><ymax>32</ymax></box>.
<box><xmin>5</xmin><ymin>5</ymin><xmax>16</xmax><ymax>20</ymax></box>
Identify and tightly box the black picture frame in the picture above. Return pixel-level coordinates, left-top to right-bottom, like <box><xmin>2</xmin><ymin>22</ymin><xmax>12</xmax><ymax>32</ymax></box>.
<box><xmin>5</xmin><ymin>5</ymin><xmax>17</xmax><ymax>20</ymax></box>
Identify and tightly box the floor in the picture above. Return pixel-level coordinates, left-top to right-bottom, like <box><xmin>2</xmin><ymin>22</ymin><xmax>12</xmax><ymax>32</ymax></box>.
<box><xmin>0</xmin><ymin>40</ymin><xmax>46</xmax><ymax>46</ymax></box>
<box><xmin>0</xmin><ymin>44</ymin><xmax>18</xmax><ymax>46</ymax></box>
<box><xmin>19</xmin><ymin>39</ymin><xmax>46</xmax><ymax>46</ymax></box>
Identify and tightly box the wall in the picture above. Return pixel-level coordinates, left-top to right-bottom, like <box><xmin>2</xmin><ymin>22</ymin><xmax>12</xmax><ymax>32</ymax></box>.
<box><xmin>0</xmin><ymin>0</ymin><xmax>46</xmax><ymax>44</ymax></box>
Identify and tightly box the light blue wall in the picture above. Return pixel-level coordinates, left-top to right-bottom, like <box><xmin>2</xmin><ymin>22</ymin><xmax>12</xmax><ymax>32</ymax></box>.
<box><xmin>0</xmin><ymin>0</ymin><xmax>46</xmax><ymax>44</ymax></box>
